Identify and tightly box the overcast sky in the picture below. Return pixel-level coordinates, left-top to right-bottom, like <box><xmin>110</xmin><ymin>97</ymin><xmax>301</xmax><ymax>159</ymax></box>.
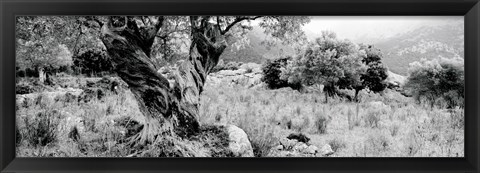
<box><xmin>302</xmin><ymin>16</ymin><xmax>463</xmax><ymax>44</ymax></box>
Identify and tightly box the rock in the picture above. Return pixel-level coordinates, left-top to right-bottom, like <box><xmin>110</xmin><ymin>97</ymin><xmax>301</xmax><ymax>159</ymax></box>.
<box><xmin>225</xmin><ymin>125</ymin><xmax>254</xmax><ymax>157</ymax></box>
<box><xmin>217</xmin><ymin>69</ymin><xmax>247</xmax><ymax>76</ymax></box>
<box><xmin>274</xmin><ymin>145</ymin><xmax>284</xmax><ymax>150</ymax></box>
<box><xmin>287</xmin><ymin>133</ymin><xmax>310</xmax><ymax>143</ymax></box>
<box><xmin>320</xmin><ymin>144</ymin><xmax>334</xmax><ymax>156</ymax></box>
<box><xmin>280</xmin><ymin>138</ymin><xmax>297</xmax><ymax>150</ymax></box>
<box><xmin>305</xmin><ymin>145</ymin><xmax>318</xmax><ymax>154</ymax></box>
<box><xmin>293</xmin><ymin>142</ymin><xmax>309</xmax><ymax>152</ymax></box>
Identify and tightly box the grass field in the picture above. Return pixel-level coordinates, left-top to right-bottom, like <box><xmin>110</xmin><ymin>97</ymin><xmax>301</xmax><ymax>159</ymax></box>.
<box><xmin>199</xmin><ymin>83</ymin><xmax>464</xmax><ymax>157</ymax></box>
<box><xmin>15</xmin><ymin>75</ymin><xmax>464</xmax><ymax>157</ymax></box>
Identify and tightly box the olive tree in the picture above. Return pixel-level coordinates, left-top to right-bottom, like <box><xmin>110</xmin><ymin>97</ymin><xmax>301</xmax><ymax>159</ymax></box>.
<box><xmin>404</xmin><ymin>57</ymin><xmax>464</xmax><ymax>108</ymax></box>
<box><xmin>94</xmin><ymin>16</ymin><xmax>310</xmax><ymax>144</ymax></box>
<box><xmin>337</xmin><ymin>44</ymin><xmax>388</xmax><ymax>102</ymax></box>
<box><xmin>281</xmin><ymin>31</ymin><xmax>367</xmax><ymax>103</ymax></box>
<box><xmin>16</xmin><ymin>16</ymin><xmax>77</xmax><ymax>83</ymax></box>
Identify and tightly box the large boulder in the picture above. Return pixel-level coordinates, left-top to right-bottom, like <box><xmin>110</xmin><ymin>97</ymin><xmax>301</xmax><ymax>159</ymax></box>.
<box><xmin>319</xmin><ymin>144</ymin><xmax>334</xmax><ymax>156</ymax></box>
<box><xmin>225</xmin><ymin>125</ymin><xmax>254</xmax><ymax>157</ymax></box>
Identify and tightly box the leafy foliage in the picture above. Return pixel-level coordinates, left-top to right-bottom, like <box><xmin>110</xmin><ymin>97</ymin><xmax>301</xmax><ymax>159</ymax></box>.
<box><xmin>359</xmin><ymin>45</ymin><xmax>388</xmax><ymax>93</ymax></box>
<box><xmin>23</xmin><ymin>109</ymin><xmax>61</xmax><ymax>146</ymax></box>
<box><xmin>16</xmin><ymin>17</ymin><xmax>77</xmax><ymax>72</ymax></box>
<box><xmin>281</xmin><ymin>31</ymin><xmax>367</xmax><ymax>101</ymax></box>
<box><xmin>73</xmin><ymin>49</ymin><xmax>113</xmax><ymax>76</ymax></box>
<box><xmin>261</xmin><ymin>56</ymin><xmax>302</xmax><ymax>90</ymax></box>
<box><xmin>404</xmin><ymin>57</ymin><xmax>464</xmax><ymax>108</ymax></box>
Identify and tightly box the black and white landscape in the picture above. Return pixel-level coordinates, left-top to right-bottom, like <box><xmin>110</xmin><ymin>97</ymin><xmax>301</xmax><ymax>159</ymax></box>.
<box><xmin>15</xmin><ymin>16</ymin><xmax>464</xmax><ymax>157</ymax></box>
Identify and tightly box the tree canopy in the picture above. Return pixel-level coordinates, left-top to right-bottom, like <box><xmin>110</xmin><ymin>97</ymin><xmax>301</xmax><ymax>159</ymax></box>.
<box><xmin>280</xmin><ymin>31</ymin><xmax>367</xmax><ymax>102</ymax></box>
<box><xmin>404</xmin><ymin>57</ymin><xmax>464</xmax><ymax>108</ymax></box>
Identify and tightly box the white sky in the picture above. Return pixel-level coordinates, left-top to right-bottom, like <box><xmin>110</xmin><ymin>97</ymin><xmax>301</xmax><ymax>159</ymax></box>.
<box><xmin>302</xmin><ymin>16</ymin><xmax>463</xmax><ymax>44</ymax></box>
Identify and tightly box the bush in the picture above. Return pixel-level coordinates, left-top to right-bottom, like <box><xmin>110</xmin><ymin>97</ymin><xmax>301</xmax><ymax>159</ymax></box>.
<box><xmin>314</xmin><ymin>114</ymin><xmax>330</xmax><ymax>134</ymax></box>
<box><xmin>364</xmin><ymin>109</ymin><xmax>381</xmax><ymax>128</ymax></box>
<box><xmin>249</xmin><ymin>127</ymin><xmax>278</xmax><ymax>157</ymax></box>
<box><xmin>261</xmin><ymin>57</ymin><xmax>302</xmax><ymax>90</ymax></box>
<box><xmin>328</xmin><ymin>138</ymin><xmax>347</xmax><ymax>152</ymax></box>
<box><xmin>366</xmin><ymin>132</ymin><xmax>390</xmax><ymax>153</ymax></box>
<box><xmin>73</xmin><ymin>49</ymin><xmax>113</xmax><ymax>77</ymax></box>
<box><xmin>23</xmin><ymin>109</ymin><xmax>61</xmax><ymax>146</ymax></box>
<box><xmin>404</xmin><ymin>57</ymin><xmax>464</xmax><ymax>108</ymax></box>
<box><xmin>16</xmin><ymin>82</ymin><xmax>35</xmax><ymax>94</ymax></box>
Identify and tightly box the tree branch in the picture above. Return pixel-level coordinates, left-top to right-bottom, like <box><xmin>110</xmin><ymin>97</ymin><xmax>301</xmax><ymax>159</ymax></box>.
<box><xmin>221</xmin><ymin>16</ymin><xmax>262</xmax><ymax>35</ymax></box>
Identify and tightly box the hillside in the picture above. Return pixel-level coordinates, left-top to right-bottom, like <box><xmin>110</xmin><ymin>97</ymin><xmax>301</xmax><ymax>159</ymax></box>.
<box><xmin>375</xmin><ymin>22</ymin><xmax>464</xmax><ymax>75</ymax></box>
<box><xmin>221</xmin><ymin>21</ymin><xmax>464</xmax><ymax>76</ymax></box>
<box><xmin>220</xmin><ymin>26</ymin><xmax>295</xmax><ymax>64</ymax></box>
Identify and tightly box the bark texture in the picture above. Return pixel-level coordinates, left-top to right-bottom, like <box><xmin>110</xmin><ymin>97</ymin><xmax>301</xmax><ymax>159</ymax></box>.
<box><xmin>100</xmin><ymin>16</ymin><xmax>227</xmax><ymax>143</ymax></box>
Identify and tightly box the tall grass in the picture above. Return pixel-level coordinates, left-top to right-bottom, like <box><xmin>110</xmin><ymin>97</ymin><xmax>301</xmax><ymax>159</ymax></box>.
<box><xmin>16</xmin><ymin>75</ymin><xmax>465</xmax><ymax>157</ymax></box>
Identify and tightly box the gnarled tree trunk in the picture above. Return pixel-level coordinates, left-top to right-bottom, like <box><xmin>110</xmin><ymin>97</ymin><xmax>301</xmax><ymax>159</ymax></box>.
<box><xmin>100</xmin><ymin>16</ymin><xmax>227</xmax><ymax>144</ymax></box>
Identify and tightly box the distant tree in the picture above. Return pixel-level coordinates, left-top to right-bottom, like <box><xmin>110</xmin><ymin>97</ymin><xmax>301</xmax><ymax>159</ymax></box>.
<box><xmin>404</xmin><ymin>57</ymin><xmax>464</xmax><ymax>108</ymax></box>
<box><xmin>16</xmin><ymin>16</ymin><xmax>87</xmax><ymax>84</ymax></box>
<box><xmin>261</xmin><ymin>56</ymin><xmax>302</xmax><ymax>90</ymax></box>
<box><xmin>337</xmin><ymin>44</ymin><xmax>388</xmax><ymax>101</ymax></box>
<box><xmin>281</xmin><ymin>31</ymin><xmax>367</xmax><ymax>103</ymax></box>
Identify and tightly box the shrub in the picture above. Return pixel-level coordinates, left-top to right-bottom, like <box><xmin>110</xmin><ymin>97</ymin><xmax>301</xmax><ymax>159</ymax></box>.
<box><xmin>328</xmin><ymin>138</ymin><xmax>347</xmax><ymax>152</ymax></box>
<box><xmin>23</xmin><ymin>109</ymin><xmax>61</xmax><ymax>146</ymax></box>
<box><xmin>404</xmin><ymin>57</ymin><xmax>464</xmax><ymax>108</ymax></box>
<box><xmin>314</xmin><ymin>114</ymin><xmax>330</xmax><ymax>134</ymax></box>
<box><xmin>73</xmin><ymin>49</ymin><xmax>113</xmax><ymax>77</ymax></box>
<box><xmin>249</xmin><ymin>129</ymin><xmax>278</xmax><ymax>157</ymax></box>
<box><xmin>16</xmin><ymin>82</ymin><xmax>35</xmax><ymax>94</ymax></box>
<box><xmin>261</xmin><ymin>57</ymin><xmax>302</xmax><ymax>90</ymax></box>
<box><xmin>364</xmin><ymin>109</ymin><xmax>381</xmax><ymax>128</ymax></box>
<box><xmin>366</xmin><ymin>132</ymin><xmax>390</xmax><ymax>153</ymax></box>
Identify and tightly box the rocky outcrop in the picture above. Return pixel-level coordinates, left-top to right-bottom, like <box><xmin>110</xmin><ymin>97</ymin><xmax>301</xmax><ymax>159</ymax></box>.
<box><xmin>225</xmin><ymin>125</ymin><xmax>254</xmax><ymax>157</ymax></box>
<box><xmin>206</xmin><ymin>63</ymin><xmax>264</xmax><ymax>88</ymax></box>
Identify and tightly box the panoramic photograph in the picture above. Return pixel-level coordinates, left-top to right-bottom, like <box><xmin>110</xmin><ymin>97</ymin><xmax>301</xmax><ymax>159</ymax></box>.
<box><xmin>15</xmin><ymin>16</ymin><xmax>464</xmax><ymax>157</ymax></box>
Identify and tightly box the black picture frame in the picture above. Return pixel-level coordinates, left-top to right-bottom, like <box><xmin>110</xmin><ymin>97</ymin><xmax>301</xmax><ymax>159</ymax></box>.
<box><xmin>1</xmin><ymin>0</ymin><xmax>479</xmax><ymax>172</ymax></box>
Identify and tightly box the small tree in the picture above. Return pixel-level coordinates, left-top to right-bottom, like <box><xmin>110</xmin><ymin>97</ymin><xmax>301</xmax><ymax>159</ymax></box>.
<box><xmin>404</xmin><ymin>57</ymin><xmax>464</xmax><ymax>108</ymax></box>
<box><xmin>16</xmin><ymin>16</ymin><xmax>77</xmax><ymax>84</ymax></box>
<box><xmin>338</xmin><ymin>45</ymin><xmax>388</xmax><ymax>101</ymax></box>
<box><xmin>261</xmin><ymin>56</ymin><xmax>302</xmax><ymax>90</ymax></box>
<box><xmin>281</xmin><ymin>31</ymin><xmax>367</xmax><ymax>103</ymax></box>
